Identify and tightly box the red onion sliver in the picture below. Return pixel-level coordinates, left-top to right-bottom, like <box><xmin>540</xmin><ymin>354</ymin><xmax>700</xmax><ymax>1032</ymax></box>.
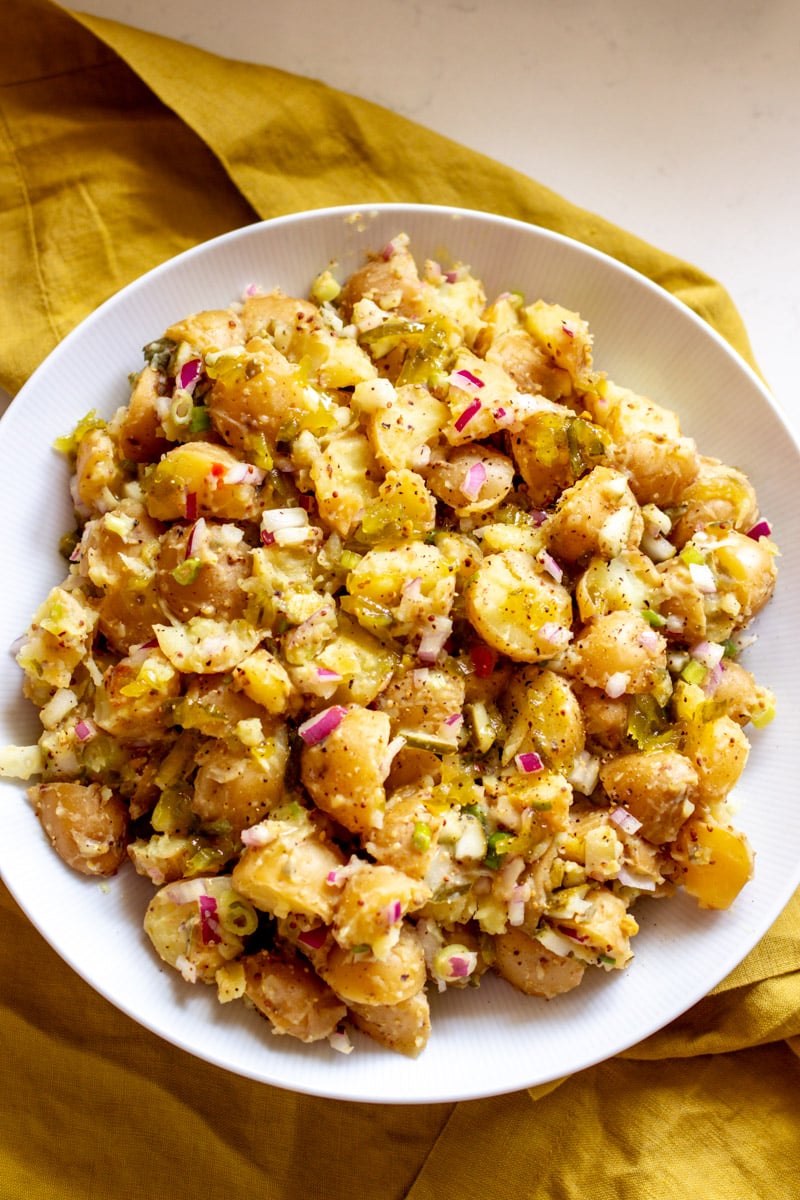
<box><xmin>515</xmin><ymin>751</ymin><xmax>544</xmax><ymax>774</ymax></box>
<box><xmin>609</xmin><ymin>806</ymin><xmax>643</xmax><ymax>835</ymax></box>
<box><xmin>185</xmin><ymin>491</ymin><xmax>198</xmax><ymax>522</ymax></box>
<box><xmin>453</xmin><ymin>398</ymin><xmax>482</xmax><ymax>432</ymax></box>
<box><xmin>747</xmin><ymin>519</ymin><xmax>772</xmax><ymax>540</ymax></box>
<box><xmin>461</xmin><ymin>461</ymin><xmax>487</xmax><ymax>500</ymax></box>
<box><xmin>298</xmin><ymin>925</ymin><xmax>329</xmax><ymax>950</ymax></box>
<box><xmin>449</xmin><ymin>368</ymin><xmax>485</xmax><ymax>391</ymax></box>
<box><xmin>298</xmin><ymin>705</ymin><xmax>348</xmax><ymax>746</ymax></box>
<box><xmin>198</xmin><ymin>894</ymin><xmax>222</xmax><ymax>945</ymax></box>
<box><xmin>178</xmin><ymin>359</ymin><xmax>202</xmax><ymax>392</ymax></box>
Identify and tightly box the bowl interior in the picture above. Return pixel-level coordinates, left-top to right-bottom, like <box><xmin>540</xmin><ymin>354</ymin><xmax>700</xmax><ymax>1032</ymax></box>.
<box><xmin>1</xmin><ymin>204</ymin><xmax>798</xmax><ymax>1103</ymax></box>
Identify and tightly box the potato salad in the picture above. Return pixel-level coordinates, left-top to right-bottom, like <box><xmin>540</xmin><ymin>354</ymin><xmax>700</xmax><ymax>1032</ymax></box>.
<box><xmin>2</xmin><ymin>234</ymin><xmax>778</xmax><ymax>1057</ymax></box>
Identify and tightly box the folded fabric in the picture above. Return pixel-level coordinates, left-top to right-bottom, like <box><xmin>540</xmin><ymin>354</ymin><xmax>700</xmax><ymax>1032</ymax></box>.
<box><xmin>0</xmin><ymin>4</ymin><xmax>798</xmax><ymax>1198</ymax></box>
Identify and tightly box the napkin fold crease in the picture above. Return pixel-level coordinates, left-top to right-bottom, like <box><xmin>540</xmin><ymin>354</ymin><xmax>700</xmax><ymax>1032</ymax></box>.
<box><xmin>1</xmin><ymin>3</ymin><xmax>798</xmax><ymax>1197</ymax></box>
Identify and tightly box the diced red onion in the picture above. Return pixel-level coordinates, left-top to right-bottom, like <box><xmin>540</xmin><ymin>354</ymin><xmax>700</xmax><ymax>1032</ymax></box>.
<box><xmin>461</xmin><ymin>461</ymin><xmax>487</xmax><ymax>501</ymax></box>
<box><xmin>703</xmin><ymin>662</ymin><xmax>724</xmax><ymax>695</ymax></box>
<box><xmin>688</xmin><ymin>561</ymin><xmax>717</xmax><ymax>594</ymax></box>
<box><xmin>538</xmin><ymin>550</ymin><xmax>563</xmax><ymax>583</ymax></box>
<box><xmin>328</xmin><ymin>1028</ymin><xmax>354</xmax><ymax>1055</ymax></box>
<box><xmin>444</xmin><ymin>712</ymin><xmax>463</xmax><ymax>728</ymax></box>
<box><xmin>261</xmin><ymin>507</ymin><xmax>309</xmax><ymax>533</ymax></box>
<box><xmin>444</xmin><ymin>270</ymin><xmax>459</xmax><ymax>284</ymax></box>
<box><xmin>515</xmin><ymin>751</ymin><xmax>544</xmax><ymax>774</ymax></box>
<box><xmin>244</xmin><ymin>282</ymin><xmax>260</xmax><ymax>297</ymax></box>
<box><xmin>316</xmin><ymin>668</ymin><xmax>341</xmax><ymax>681</ymax></box>
<box><xmin>241</xmin><ymin>823</ymin><xmax>273</xmax><ymax>847</ymax></box>
<box><xmin>185</xmin><ymin>491</ymin><xmax>198</xmax><ymax>521</ymax></box>
<box><xmin>178</xmin><ymin>358</ymin><xmax>202</xmax><ymax>392</ymax></box>
<box><xmin>637</xmin><ymin>627</ymin><xmax>661</xmax><ymax>651</ymax></box>
<box><xmin>616</xmin><ymin>865</ymin><xmax>657</xmax><ymax>892</ymax></box>
<box><xmin>381</xmin><ymin>240</ymin><xmax>397</xmax><ymax>260</ymax></box>
<box><xmin>690</xmin><ymin>639</ymin><xmax>725</xmax><ymax>669</ymax></box>
<box><xmin>561</xmin><ymin>322</ymin><xmax>575</xmax><ymax>339</ymax></box>
<box><xmin>382</xmin><ymin>899</ymin><xmax>403</xmax><ymax>926</ymax></box>
<box><xmin>609</xmin><ymin>806</ymin><xmax>642</xmax><ymax>835</ymax></box>
<box><xmin>298</xmin><ymin>704</ymin><xmax>348</xmax><ymax>746</ymax></box>
<box><xmin>165</xmin><ymin>878</ymin><xmax>209</xmax><ymax>905</ymax></box>
<box><xmin>449</xmin><ymin>368</ymin><xmax>485</xmax><ymax>392</ymax></box>
<box><xmin>198</xmin><ymin>894</ymin><xmax>222</xmax><ymax>945</ymax></box>
<box><xmin>453</xmin><ymin>398</ymin><xmax>482</xmax><ymax>432</ymax></box>
<box><xmin>417</xmin><ymin>616</ymin><xmax>452</xmax><ymax>664</ymax></box>
<box><xmin>69</xmin><ymin>542</ymin><xmax>82</xmax><ymax>563</ymax></box>
<box><xmin>298</xmin><ymin>925</ymin><xmax>329</xmax><ymax>950</ymax></box>
<box><xmin>605</xmin><ymin>672</ymin><xmax>629</xmax><ymax>699</ymax></box>
<box><xmin>747</xmin><ymin>519</ymin><xmax>772</xmax><ymax>540</ymax></box>
<box><xmin>185</xmin><ymin>517</ymin><xmax>207</xmax><ymax>559</ymax></box>
<box><xmin>537</xmin><ymin>622</ymin><xmax>572</xmax><ymax>647</ymax></box>
<box><xmin>223</xmin><ymin>462</ymin><xmax>265</xmax><ymax>486</ymax></box>
<box><xmin>74</xmin><ymin>719</ymin><xmax>96</xmax><ymax>743</ymax></box>
<box><xmin>402</xmin><ymin>576</ymin><xmax>423</xmax><ymax>600</ymax></box>
<box><xmin>260</xmin><ymin>530</ymin><xmax>275</xmax><ymax>547</ymax></box>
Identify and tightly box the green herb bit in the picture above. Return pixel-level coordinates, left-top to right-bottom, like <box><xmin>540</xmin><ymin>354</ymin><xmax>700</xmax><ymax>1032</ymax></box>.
<box><xmin>189</xmin><ymin>405</ymin><xmax>212</xmax><ymax>433</ymax></box>
<box><xmin>484</xmin><ymin>830</ymin><xmax>514</xmax><ymax>871</ymax></box>
<box><xmin>412</xmin><ymin>821</ymin><xmax>432</xmax><ymax>852</ymax></box>
<box><xmin>171</xmin><ymin>557</ymin><xmax>202</xmax><ymax>586</ymax></box>
<box><xmin>53</xmin><ymin>410</ymin><xmax>105</xmax><ymax>458</ymax></box>
<box><xmin>641</xmin><ymin>607</ymin><xmax>667</xmax><ymax>629</ymax></box>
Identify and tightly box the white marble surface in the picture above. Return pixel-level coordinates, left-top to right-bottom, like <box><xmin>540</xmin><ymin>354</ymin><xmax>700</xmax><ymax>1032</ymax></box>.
<box><xmin>27</xmin><ymin>2</ymin><xmax>800</xmax><ymax>433</ymax></box>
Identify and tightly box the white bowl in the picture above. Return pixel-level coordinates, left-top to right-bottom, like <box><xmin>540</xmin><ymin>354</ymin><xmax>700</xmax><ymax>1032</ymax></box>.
<box><xmin>1</xmin><ymin>204</ymin><xmax>798</xmax><ymax>1104</ymax></box>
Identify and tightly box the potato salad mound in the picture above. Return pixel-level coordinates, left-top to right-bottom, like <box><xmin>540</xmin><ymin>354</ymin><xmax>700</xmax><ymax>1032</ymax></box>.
<box><xmin>3</xmin><ymin>234</ymin><xmax>778</xmax><ymax>1058</ymax></box>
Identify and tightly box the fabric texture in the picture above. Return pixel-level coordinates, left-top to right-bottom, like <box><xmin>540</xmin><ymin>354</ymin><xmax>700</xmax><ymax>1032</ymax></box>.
<box><xmin>0</xmin><ymin>3</ymin><xmax>798</xmax><ymax>1196</ymax></box>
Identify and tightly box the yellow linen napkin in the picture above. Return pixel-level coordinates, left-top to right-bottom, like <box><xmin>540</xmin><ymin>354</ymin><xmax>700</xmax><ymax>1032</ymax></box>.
<box><xmin>1</xmin><ymin>3</ymin><xmax>798</xmax><ymax>1197</ymax></box>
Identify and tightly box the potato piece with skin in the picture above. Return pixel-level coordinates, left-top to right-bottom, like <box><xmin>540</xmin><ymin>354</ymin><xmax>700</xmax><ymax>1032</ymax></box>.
<box><xmin>669</xmin><ymin>457</ymin><xmax>759</xmax><ymax>548</ymax></box>
<box><xmin>318</xmin><ymin>924</ymin><xmax>426</xmax><ymax>1006</ymax></box>
<box><xmin>699</xmin><ymin>527</ymin><xmax>778</xmax><ymax>635</ymax></box>
<box><xmin>337</xmin><ymin>236</ymin><xmax>426</xmax><ymax>322</ymax></box>
<box><xmin>155</xmin><ymin>520</ymin><xmax>250</xmax><ymax>623</ymax></box>
<box><xmin>570</xmin><ymin>887</ymin><xmax>638</xmax><ymax>968</ymax></box>
<box><xmin>346</xmin><ymin>541</ymin><xmax>456</xmax><ymax>639</ymax></box>
<box><xmin>501</xmin><ymin>666</ymin><xmax>585</xmax><ymax>772</ymax></box>
<box><xmin>545</xmin><ymin>465</ymin><xmax>644</xmax><ymax>564</ymax></box>
<box><xmin>308</xmin><ymin>428</ymin><xmax>381</xmax><ymax>538</ymax></box>
<box><xmin>145</xmin><ymin>441</ymin><xmax>264</xmax><ymax>522</ymax></box>
<box><xmin>522</xmin><ymin>301</ymin><xmax>593</xmax><ymax>387</ymax></box>
<box><xmin>154</xmin><ymin>617</ymin><xmax>263</xmax><ymax>675</ymax></box>
<box><xmin>93</xmin><ymin>648</ymin><xmax>181</xmax><ymax>742</ymax></box>
<box><xmin>332</xmin><ymin>862</ymin><xmax>431</xmax><ymax>960</ymax></box>
<box><xmin>366</xmin><ymin>382</ymin><xmax>448</xmax><ymax>471</ymax></box>
<box><xmin>241</xmin><ymin>949</ymin><xmax>346</xmax><ymax>1043</ymax></box>
<box><xmin>493</xmin><ymin>927</ymin><xmax>585</xmax><ymax>998</ymax></box>
<box><xmin>365</xmin><ymin>784</ymin><xmax>443</xmax><ymax>879</ymax></box>
<box><xmin>571</xmin><ymin>682</ymin><xmax>629</xmax><ymax>752</ymax></box>
<box><xmin>681</xmin><ymin>714</ymin><xmax>750</xmax><ymax>811</ymax></box>
<box><xmin>349</xmin><ymin>988</ymin><xmax>431</xmax><ymax>1058</ymax></box>
<box><xmin>232</xmin><ymin>649</ymin><xmax>298</xmax><ymax>716</ymax></box>
<box><xmin>485</xmin><ymin>327</ymin><xmax>573</xmax><ymax>401</ymax></box>
<box><xmin>115</xmin><ymin>364</ymin><xmax>170</xmax><ymax>463</ymax></box>
<box><xmin>164</xmin><ymin>307</ymin><xmax>244</xmax><ymax>353</ymax></box>
<box><xmin>672</xmin><ymin>817</ymin><xmax>754</xmax><ymax>910</ymax></box>
<box><xmin>205</xmin><ymin>336</ymin><xmax>319</xmax><ymax>456</ymax></box>
<box><xmin>300</xmin><ymin>706</ymin><xmax>393</xmax><ymax>835</ymax></box>
<box><xmin>566</xmin><ymin>610</ymin><xmax>668</xmax><ymax>697</ymax></box>
<box><xmin>72</xmin><ymin>428</ymin><xmax>127</xmax><ymax>515</ymax></box>
<box><xmin>192</xmin><ymin>727</ymin><xmax>290</xmax><ymax>836</ymax></box>
<box><xmin>711</xmin><ymin>660</ymin><xmax>775</xmax><ymax>728</ymax></box>
<box><xmin>427</xmin><ymin>445</ymin><xmax>515</xmax><ymax>516</ymax></box>
<box><xmin>174</xmin><ymin>672</ymin><xmax>274</xmax><ymax>737</ymax></box>
<box><xmin>465</xmin><ymin>549</ymin><xmax>573</xmax><ymax>664</ymax></box>
<box><xmin>29</xmin><ymin>781</ymin><xmax>129</xmax><ymax>877</ymax></box>
<box><xmin>144</xmin><ymin>876</ymin><xmax>253</xmax><ymax>982</ymax></box>
<box><xmin>599</xmin><ymin>750</ymin><xmax>698</xmax><ymax>844</ymax></box>
<box><xmin>374</xmin><ymin>666</ymin><xmax>465</xmax><ymax>748</ymax></box>
<box><xmin>231</xmin><ymin>815</ymin><xmax>346</xmax><ymax>923</ymax></box>
<box><xmin>609</xmin><ymin>431</ymin><xmax>699</xmax><ymax>508</ymax></box>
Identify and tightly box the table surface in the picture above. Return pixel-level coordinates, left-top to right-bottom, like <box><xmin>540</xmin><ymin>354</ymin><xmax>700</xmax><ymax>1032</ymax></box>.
<box><xmin>12</xmin><ymin>1</ymin><xmax>800</xmax><ymax>438</ymax></box>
